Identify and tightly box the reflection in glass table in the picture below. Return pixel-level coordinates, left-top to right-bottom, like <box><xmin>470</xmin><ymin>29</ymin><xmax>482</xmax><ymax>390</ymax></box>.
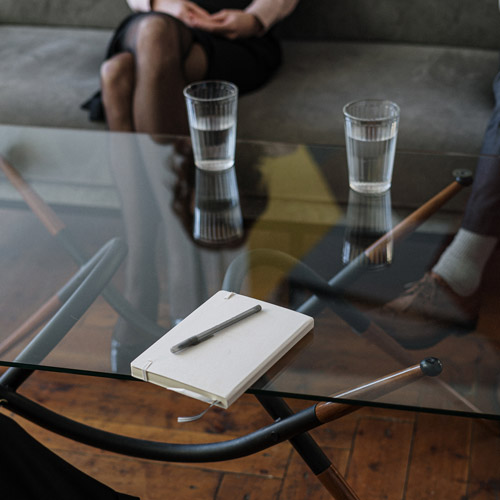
<box><xmin>0</xmin><ymin>124</ymin><xmax>498</xmax><ymax>499</ymax></box>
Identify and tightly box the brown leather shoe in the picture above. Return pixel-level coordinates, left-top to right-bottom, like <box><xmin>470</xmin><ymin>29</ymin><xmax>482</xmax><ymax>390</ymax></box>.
<box><xmin>370</xmin><ymin>272</ymin><xmax>480</xmax><ymax>349</ymax></box>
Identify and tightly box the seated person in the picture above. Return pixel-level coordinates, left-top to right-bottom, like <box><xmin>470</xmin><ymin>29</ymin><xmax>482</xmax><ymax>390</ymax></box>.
<box><xmin>373</xmin><ymin>69</ymin><xmax>500</xmax><ymax>349</ymax></box>
<box><xmin>85</xmin><ymin>0</ymin><xmax>299</xmax><ymax>133</ymax></box>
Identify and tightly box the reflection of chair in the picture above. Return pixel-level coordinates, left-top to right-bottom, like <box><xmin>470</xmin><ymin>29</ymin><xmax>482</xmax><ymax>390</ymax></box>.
<box><xmin>0</xmin><ymin>237</ymin><xmax>126</xmax><ymax>388</ymax></box>
<box><xmin>0</xmin><ymin>237</ymin><xmax>133</xmax><ymax>499</ymax></box>
<box><xmin>0</xmin><ymin>238</ymin><xmax>126</xmax><ymax>357</ymax></box>
<box><xmin>0</xmin><ymin>156</ymin><xmax>165</xmax><ymax>352</ymax></box>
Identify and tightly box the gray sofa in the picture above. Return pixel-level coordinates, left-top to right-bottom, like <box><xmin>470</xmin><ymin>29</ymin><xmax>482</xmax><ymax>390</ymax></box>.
<box><xmin>0</xmin><ymin>0</ymin><xmax>499</xmax><ymax>154</ymax></box>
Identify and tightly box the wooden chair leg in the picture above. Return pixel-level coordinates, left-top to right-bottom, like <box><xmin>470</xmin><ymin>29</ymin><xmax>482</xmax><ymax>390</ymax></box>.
<box><xmin>0</xmin><ymin>156</ymin><xmax>65</xmax><ymax>236</ymax></box>
<box><xmin>317</xmin><ymin>465</ymin><xmax>361</xmax><ymax>500</ymax></box>
<box><xmin>257</xmin><ymin>359</ymin><xmax>441</xmax><ymax>499</ymax></box>
<box><xmin>363</xmin><ymin>172</ymin><xmax>471</xmax><ymax>263</ymax></box>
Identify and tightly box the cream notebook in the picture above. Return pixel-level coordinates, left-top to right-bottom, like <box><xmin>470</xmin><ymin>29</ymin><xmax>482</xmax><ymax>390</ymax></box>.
<box><xmin>130</xmin><ymin>291</ymin><xmax>314</xmax><ymax>409</ymax></box>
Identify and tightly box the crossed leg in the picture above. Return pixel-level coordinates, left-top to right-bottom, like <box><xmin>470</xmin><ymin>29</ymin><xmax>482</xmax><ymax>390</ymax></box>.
<box><xmin>100</xmin><ymin>13</ymin><xmax>208</xmax><ymax>134</ymax></box>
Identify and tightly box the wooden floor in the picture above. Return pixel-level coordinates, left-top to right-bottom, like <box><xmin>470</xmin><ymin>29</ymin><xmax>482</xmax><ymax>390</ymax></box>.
<box><xmin>1</xmin><ymin>368</ymin><xmax>499</xmax><ymax>500</ymax></box>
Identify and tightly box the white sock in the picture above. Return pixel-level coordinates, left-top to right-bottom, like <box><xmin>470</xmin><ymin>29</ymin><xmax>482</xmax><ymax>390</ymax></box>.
<box><xmin>432</xmin><ymin>228</ymin><xmax>498</xmax><ymax>296</ymax></box>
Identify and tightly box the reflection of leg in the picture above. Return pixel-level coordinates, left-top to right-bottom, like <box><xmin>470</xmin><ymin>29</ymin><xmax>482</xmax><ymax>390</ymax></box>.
<box><xmin>138</xmin><ymin>139</ymin><xmax>246</xmax><ymax>322</ymax></box>
<box><xmin>113</xmin><ymin>195</ymin><xmax>160</xmax><ymax>346</ymax></box>
<box><xmin>108</xmin><ymin>134</ymin><xmax>161</xmax><ymax>348</ymax></box>
<box><xmin>139</xmin><ymin>140</ymin><xmax>208</xmax><ymax>321</ymax></box>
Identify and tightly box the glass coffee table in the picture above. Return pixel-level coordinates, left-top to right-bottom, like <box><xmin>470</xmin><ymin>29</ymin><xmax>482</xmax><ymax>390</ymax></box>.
<box><xmin>0</xmin><ymin>124</ymin><xmax>498</xmax><ymax>499</ymax></box>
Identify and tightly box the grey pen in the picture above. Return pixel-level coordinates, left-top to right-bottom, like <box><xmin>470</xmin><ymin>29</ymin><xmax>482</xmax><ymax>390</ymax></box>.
<box><xmin>170</xmin><ymin>304</ymin><xmax>262</xmax><ymax>354</ymax></box>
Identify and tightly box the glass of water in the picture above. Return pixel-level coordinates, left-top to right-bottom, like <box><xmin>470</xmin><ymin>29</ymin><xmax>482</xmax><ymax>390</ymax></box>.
<box><xmin>184</xmin><ymin>81</ymin><xmax>238</xmax><ymax>171</ymax></box>
<box><xmin>343</xmin><ymin>99</ymin><xmax>400</xmax><ymax>194</ymax></box>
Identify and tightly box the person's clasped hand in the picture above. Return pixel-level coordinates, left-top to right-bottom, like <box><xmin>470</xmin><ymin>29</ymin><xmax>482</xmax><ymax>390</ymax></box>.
<box><xmin>152</xmin><ymin>0</ymin><xmax>213</xmax><ymax>26</ymax></box>
<box><xmin>152</xmin><ymin>0</ymin><xmax>262</xmax><ymax>39</ymax></box>
<box><xmin>189</xmin><ymin>9</ymin><xmax>263</xmax><ymax>39</ymax></box>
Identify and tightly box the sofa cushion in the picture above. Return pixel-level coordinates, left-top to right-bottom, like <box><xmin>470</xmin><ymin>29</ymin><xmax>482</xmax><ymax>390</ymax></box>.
<box><xmin>278</xmin><ymin>0</ymin><xmax>500</xmax><ymax>50</ymax></box>
<box><xmin>239</xmin><ymin>40</ymin><xmax>499</xmax><ymax>154</ymax></box>
<box><xmin>0</xmin><ymin>25</ymin><xmax>497</xmax><ymax>154</ymax></box>
<box><xmin>0</xmin><ymin>0</ymin><xmax>130</xmax><ymax>29</ymax></box>
<box><xmin>0</xmin><ymin>25</ymin><xmax>109</xmax><ymax>130</ymax></box>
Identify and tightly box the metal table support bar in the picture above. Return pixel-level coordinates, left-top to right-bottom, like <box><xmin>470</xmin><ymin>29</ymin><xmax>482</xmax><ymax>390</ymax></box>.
<box><xmin>0</xmin><ymin>156</ymin><xmax>165</xmax><ymax>341</ymax></box>
<box><xmin>0</xmin><ymin>360</ymin><xmax>438</xmax><ymax>464</ymax></box>
<box><xmin>0</xmin><ymin>237</ymin><xmax>127</xmax><ymax>390</ymax></box>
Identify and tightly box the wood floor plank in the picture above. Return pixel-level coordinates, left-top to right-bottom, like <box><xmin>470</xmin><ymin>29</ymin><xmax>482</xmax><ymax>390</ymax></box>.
<box><xmin>142</xmin><ymin>461</ymin><xmax>222</xmax><ymax>500</ymax></box>
<box><xmin>346</xmin><ymin>416</ymin><xmax>414</xmax><ymax>500</ymax></box>
<box><xmin>279</xmin><ymin>446</ymin><xmax>350</xmax><ymax>500</ymax></box>
<box><xmin>466</xmin><ymin>420</ymin><xmax>500</xmax><ymax>499</ymax></box>
<box><xmin>3</xmin><ymin>370</ymin><xmax>291</xmax><ymax>478</ymax></box>
<box><xmin>404</xmin><ymin>413</ymin><xmax>471</xmax><ymax>500</ymax></box>
<box><xmin>15</xmin><ymin>371</ymin><xmax>275</xmax><ymax>433</ymax></box>
<box><xmin>216</xmin><ymin>473</ymin><xmax>282</xmax><ymax>500</ymax></box>
<box><xmin>62</xmin><ymin>450</ymin><xmax>222</xmax><ymax>500</ymax></box>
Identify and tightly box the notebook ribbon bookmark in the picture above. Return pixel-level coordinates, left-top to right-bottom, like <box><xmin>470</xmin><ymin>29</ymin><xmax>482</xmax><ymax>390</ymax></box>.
<box><xmin>177</xmin><ymin>400</ymin><xmax>220</xmax><ymax>423</ymax></box>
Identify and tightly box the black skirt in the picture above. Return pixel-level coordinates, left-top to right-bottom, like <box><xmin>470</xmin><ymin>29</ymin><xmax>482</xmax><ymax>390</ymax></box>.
<box><xmin>82</xmin><ymin>1</ymin><xmax>282</xmax><ymax>122</ymax></box>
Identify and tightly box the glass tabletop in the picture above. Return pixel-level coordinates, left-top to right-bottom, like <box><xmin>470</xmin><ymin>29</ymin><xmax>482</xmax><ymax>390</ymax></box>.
<box><xmin>0</xmin><ymin>124</ymin><xmax>498</xmax><ymax>420</ymax></box>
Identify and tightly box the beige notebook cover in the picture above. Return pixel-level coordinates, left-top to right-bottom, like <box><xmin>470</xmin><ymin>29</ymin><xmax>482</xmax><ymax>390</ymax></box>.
<box><xmin>130</xmin><ymin>290</ymin><xmax>314</xmax><ymax>409</ymax></box>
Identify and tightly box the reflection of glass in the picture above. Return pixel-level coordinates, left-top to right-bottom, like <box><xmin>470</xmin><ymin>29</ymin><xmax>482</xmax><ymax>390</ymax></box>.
<box><xmin>193</xmin><ymin>165</ymin><xmax>243</xmax><ymax>245</ymax></box>
<box><xmin>342</xmin><ymin>189</ymin><xmax>393</xmax><ymax>268</ymax></box>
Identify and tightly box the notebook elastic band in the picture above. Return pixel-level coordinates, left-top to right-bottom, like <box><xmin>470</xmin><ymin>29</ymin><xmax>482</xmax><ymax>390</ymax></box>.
<box><xmin>141</xmin><ymin>360</ymin><xmax>153</xmax><ymax>381</ymax></box>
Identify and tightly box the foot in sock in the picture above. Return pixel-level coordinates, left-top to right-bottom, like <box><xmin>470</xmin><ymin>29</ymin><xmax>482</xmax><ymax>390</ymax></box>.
<box><xmin>369</xmin><ymin>228</ymin><xmax>496</xmax><ymax>349</ymax></box>
<box><xmin>369</xmin><ymin>271</ymin><xmax>480</xmax><ymax>349</ymax></box>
